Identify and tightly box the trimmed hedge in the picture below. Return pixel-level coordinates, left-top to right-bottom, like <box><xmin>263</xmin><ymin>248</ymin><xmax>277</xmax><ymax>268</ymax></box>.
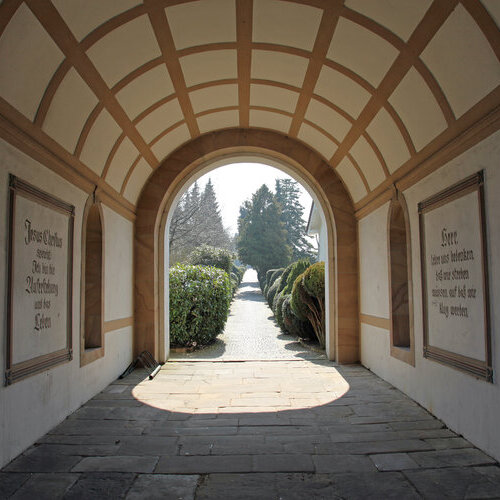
<box><xmin>188</xmin><ymin>245</ymin><xmax>234</xmax><ymax>274</ymax></box>
<box><xmin>291</xmin><ymin>262</ymin><xmax>325</xmax><ymax>347</ymax></box>
<box><xmin>170</xmin><ymin>264</ymin><xmax>232</xmax><ymax>346</ymax></box>
<box><xmin>267</xmin><ymin>277</ymin><xmax>281</xmax><ymax>308</ymax></box>
<box><xmin>282</xmin><ymin>295</ymin><xmax>315</xmax><ymax>340</ymax></box>
<box><xmin>282</xmin><ymin>259</ymin><xmax>311</xmax><ymax>295</ymax></box>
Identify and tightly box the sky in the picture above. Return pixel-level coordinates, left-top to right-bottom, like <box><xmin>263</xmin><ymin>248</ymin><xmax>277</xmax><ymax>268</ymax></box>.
<box><xmin>190</xmin><ymin>163</ymin><xmax>314</xmax><ymax>236</ymax></box>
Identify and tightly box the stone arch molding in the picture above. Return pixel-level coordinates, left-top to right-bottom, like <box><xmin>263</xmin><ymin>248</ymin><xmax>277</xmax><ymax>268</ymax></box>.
<box><xmin>135</xmin><ymin>129</ymin><xmax>359</xmax><ymax>364</ymax></box>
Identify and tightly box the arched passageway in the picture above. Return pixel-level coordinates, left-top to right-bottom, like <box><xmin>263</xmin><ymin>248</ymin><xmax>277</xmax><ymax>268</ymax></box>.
<box><xmin>135</xmin><ymin>128</ymin><xmax>359</xmax><ymax>364</ymax></box>
<box><xmin>1</xmin><ymin>0</ymin><xmax>500</xmax><ymax>480</ymax></box>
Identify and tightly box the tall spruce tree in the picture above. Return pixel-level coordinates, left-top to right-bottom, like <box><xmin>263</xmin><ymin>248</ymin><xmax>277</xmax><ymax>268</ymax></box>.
<box><xmin>237</xmin><ymin>184</ymin><xmax>291</xmax><ymax>275</ymax></box>
<box><xmin>275</xmin><ymin>178</ymin><xmax>316</xmax><ymax>261</ymax></box>
<box><xmin>200</xmin><ymin>179</ymin><xmax>231</xmax><ymax>249</ymax></box>
<box><xmin>169</xmin><ymin>179</ymin><xmax>231</xmax><ymax>265</ymax></box>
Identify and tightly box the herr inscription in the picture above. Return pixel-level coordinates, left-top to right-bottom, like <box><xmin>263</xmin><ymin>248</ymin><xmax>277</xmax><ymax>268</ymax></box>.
<box><xmin>419</xmin><ymin>171</ymin><xmax>491</xmax><ymax>381</ymax></box>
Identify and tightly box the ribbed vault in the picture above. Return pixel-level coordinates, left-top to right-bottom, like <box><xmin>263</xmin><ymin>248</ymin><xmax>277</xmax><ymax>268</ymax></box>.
<box><xmin>1</xmin><ymin>0</ymin><xmax>499</xmax><ymax>220</ymax></box>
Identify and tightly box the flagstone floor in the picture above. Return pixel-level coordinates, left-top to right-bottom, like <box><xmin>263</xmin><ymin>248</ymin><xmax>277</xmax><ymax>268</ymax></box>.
<box><xmin>1</xmin><ymin>272</ymin><xmax>499</xmax><ymax>498</ymax></box>
<box><xmin>2</xmin><ymin>360</ymin><xmax>499</xmax><ymax>499</ymax></box>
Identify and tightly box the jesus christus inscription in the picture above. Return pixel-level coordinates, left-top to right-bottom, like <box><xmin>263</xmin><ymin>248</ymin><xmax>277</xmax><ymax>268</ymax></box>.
<box><xmin>24</xmin><ymin>219</ymin><xmax>64</xmax><ymax>332</ymax></box>
<box><xmin>6</xmin><ymin>176</ymin><xmax>74</xmax><ymax>384</ymax></box>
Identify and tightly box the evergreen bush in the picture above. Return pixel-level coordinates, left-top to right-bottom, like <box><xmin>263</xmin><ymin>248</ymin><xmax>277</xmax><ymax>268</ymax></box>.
<box><xmin>282</xmin><ymin>295</ymin><xmax>315</xmax><ymax>339</ymax></box>
<box><xmin>188</xmin><ymin>245</ymin><xmax>234</xmax><ymax>274</ymax></box>
<box><xmin>267</xmin><ymin>277</ymin><xmax>281</xmax><ymax>308</ymax></box>
<box><xmin>169</xmin><ymin>264</ymin><xmax>232</xmax><ymax>347</ymax></box>
<box><xmin>275</xmin><ymin>291</ymin><xmax>287</xmax><ymax>329</ymax></box>
<box><xmin>291</xmin><ymin>263</ymin><xmax>325</xmax><ymax>348</ymax></box>
<box><xmin>269</xmin><ymin>268</ymin><xmax>284</xmax><ymax>287</ymax></box>
<box><xmin>282</xmin><ymin>259</ymin><xmax>311</xmax><ymax>295</ymax></box>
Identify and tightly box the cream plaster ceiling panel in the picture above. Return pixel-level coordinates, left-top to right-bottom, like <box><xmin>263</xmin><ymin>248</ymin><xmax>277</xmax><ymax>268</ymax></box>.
<box><xmin>328</xmin><ymin>17</ymin><xmax>399</xmax><ymax>88</ymax></box>
<box><xmin>86</xmin><ymin>15</ymin><xmax>161</xmax><ymax>88</ymax></box>
<box><xmin>151</xmin><ymin>124</ymin><xmax>191</xmax><ymax>161</ymax></box>
<box><xmin>314</xmin><ymin>66</ymin><xmax>371</xmax><ymax>119</ymax></box>
<box><xmin>136</xmin><ymin>99</ymin><xmax>184</xmax><ymax>143</ymax></box>
<box><xmin>249</xmin><ymin>110</ymin><xmax>292</xmax><ymax>134</ymax></box>
<box><xmin>115</xmin><ymin>65</ymin><xmax>174</xmax><ymax>120</ymax></box>
<box><xmin>345</xmin><ymin>0</ymin><xmax>432</xmax><ymax>42</ymax></box>
<box><xmin>180</xmin><ymin>50</ymin><xmax>238</xmax><ymax>88</ymax></box>
<box><xmin>166</xmin><ymin>0</ymin><xmax>236</xmax><ymax>50</ymax></box>
<box><xmin>0</xmin><ymin>4</ymin><xmax>64</xmax><ymax>120</ymax></box>
<box><xmin>481</xmin><ymin>0</ymin><xmax>500</xmax><ymax>27</ymax></box>
<box><xmin>52</xmin><ymin>0</ymin><xmax>140</xmax><ymax>41</ymax></box>
<box><xmin>298</xmin><ymin>123</ymin><xmax>337</xmax><ymax>161</ymax></box>
<box><xmin>389</xmin><ymin>67</ymin><xmax>447</xmax><ymax>152</ymax></box>
<box><xmin>79</xmin><ymin>109</ymin><xmax>122</xmax><ymax>175</ymax></box>
<box><xmin>251</xmin><ymin>50</ymin><xmax>309</xmax><ymax>89</ymax></box>
<box><xmin>349</xmin><ymin>136</ymin><xmax>385</xmax><ymax>190</ymax></box>
<box><xmin>42</xmin><ymin>69</ymin><xmax>98</xmax><ymax>153</ymax></box>
<box><xmin>105</xmin><ymin>137</ymin><xmax>140</xmax><ymax>192</ymax></box>
<box><xmin>250</xmin><ymin>84</ymin><xmax>299</xmax><ymax>113</ymax></box>
<box><xmin>253</xmin><ymin>0</ymin><xmax>322</xmax><ymax>51</ymax></box>
<box><xmin>197</xmin><ymin>110</ymin><xmax>239</xmax><ymax>134</ymax></box>
<box><xmin>421</xmin><ymin>5</ymin><xmax>500</xmax><ymax>118</ymax></box>
<box><xmin>190</xmin><ymin>84</ymin><xmax>239</xmax><ymax>114</ymax></box>
<box><xmin>366</xmin><ymin>107</ymin><xmax>410</xmax><ymax>174</ymax></box>
<box><xmin>336</xmin><ymin>157</ymin><xmax>367</xmax><ymax>203</ymax></box>
<box><xmin>305</xmin><ymin>99</ymin><xmax>351</xmax><ymax>142</ymax></box>
<box><xmin>123</xmin><ymin>158</ymin><xmax>152</xmax><ymax>205</ymax></box>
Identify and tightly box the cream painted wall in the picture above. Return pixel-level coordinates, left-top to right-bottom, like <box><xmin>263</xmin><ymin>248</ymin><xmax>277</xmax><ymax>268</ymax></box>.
<box><xmin>0</xmin><ymin>139</ymin><xmax>134</xmax><ymax>468</ymax></box>
<box><xmin>359</xmin><ymin>130</ymin><xmax>500</xmax><ymax>462</ymax></box>
<box><xmin>103</xmin><ymin>206</ymin><xmax>134</xmax><ymax>321</ymax></box>
<box><xmin>358</xmin><ymin>205</ymin><xmax>390</xmax><ymax>319</ymax></box>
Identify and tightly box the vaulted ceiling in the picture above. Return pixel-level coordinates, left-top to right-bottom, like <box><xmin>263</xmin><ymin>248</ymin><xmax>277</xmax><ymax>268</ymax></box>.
<box><xmin>1</xmin><ymin>0</ymin><xmax>499</xmax><ymax>215</ymax></box>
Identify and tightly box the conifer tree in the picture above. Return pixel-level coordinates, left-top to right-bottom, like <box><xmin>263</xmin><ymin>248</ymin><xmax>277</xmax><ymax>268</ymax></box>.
<box><xmin>275</xmin><ymin>178</ymin><xmax>316</xmax><ymax>261</ymax></box>
<box><xmin>237</xmin><ymin>184</ymin><xmax>291</xmax><ymax>275</ymax></box>
<box><xmin>169</xmin><ymin>179</ymin><xmax>232</xmax><ymax>265</ymax></box>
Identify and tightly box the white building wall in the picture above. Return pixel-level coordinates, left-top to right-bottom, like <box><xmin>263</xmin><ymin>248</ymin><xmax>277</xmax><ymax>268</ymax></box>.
<box><xmin>0</xmin><ymin>139</ymin><xmax>134</xmax><ymax>468</ymax></box>
<box><xmin>359</xmin><ymin>130</ymin><xmax>500</xmax><ymax>462</ymax></box>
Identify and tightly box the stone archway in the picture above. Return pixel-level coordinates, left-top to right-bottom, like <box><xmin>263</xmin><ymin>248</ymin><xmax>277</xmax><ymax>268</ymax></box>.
<box><xmin>135</xmin><ymin>129</ymin><xmax>358</xmax><ymax>364</ymax></box>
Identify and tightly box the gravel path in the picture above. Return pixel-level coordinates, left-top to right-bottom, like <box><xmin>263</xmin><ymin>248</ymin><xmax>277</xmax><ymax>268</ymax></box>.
<box><xmin>170</xmin><ymin>269</ymin><xmax>325</xmax><ymax>361</ymax></box>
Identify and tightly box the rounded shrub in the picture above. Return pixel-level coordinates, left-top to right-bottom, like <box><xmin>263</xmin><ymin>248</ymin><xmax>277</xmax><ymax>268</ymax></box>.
<box><xmin>169</xmin><ymin>264</ymin><xmax>232</xmax><ymax>347</ymax></box>
<box><xmin>282</xmin><ymin>259</ymin><xmax>311</xmax><ymax>295</ymax></box>
<box><xmin>269</xmin><ymin>268</ymin><xmax>284</xmax><ymax>288</ymax></box>
<box><xmin>275</xmin><ymin>291</ymin><xmax>287</xmax><ymax>329</ymax></box>
<box><xmin>303</xmin><ymin>262</ymin><xmax>325</xmax><ymax>300</ymax></box>
<box><xmin>188</xmin><ymin>245</ymin><xmax>234</xmax><ymax>274</ymax></box>
<box><xmin>267</xmin><ymin>277</ymin><xmax>281</xmax><ymax>308</ymax></box>
<box><xmin>291</xmin><ymin>268</ymin><xmax>325</xmax><ymax>348</ymax></box>
<box><xmin>282</xmin><ymin>295</ymin><xmax>315</xmax><ymax>339</ymax></box>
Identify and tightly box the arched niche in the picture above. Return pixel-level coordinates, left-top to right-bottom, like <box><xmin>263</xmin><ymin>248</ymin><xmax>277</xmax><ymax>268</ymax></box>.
<box><xmin>387</xmin><ymin>191</ymin><xmax>415</xmax><ymax>366</ymax></box>
<box><xmin>135</xmin><ymin>129</ymin><xmax>358</xmax><ymax>364</ymax></box>
<box><xmin>80</xmin><ymin>197</ymin><xmax>105</xmax><ymax>366</ymax></box>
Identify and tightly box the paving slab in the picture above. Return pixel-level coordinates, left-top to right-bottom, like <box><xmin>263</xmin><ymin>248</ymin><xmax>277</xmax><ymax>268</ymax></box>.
<box><xmin>10</xmin><ymin>473</ymin><xmax>78</xmax><ymax>500</ymax></box>
<box><xmin>72</xmin><ymin>456</ymin><xmax>159</xmax><ymax>473</ymax></box>
<box><xmin>4</xmin><ymin>448</ymin><xmax>82</xmax><ymax>472</ymax></box>
<box><xmin>409</xmin><ymin>448</ymin><xmax>497</xmax><ymax>468</ymax></box>
<box><xmin>155</xmin><ymin>455</ymin><xmax>253</xmax><ymax>474</ymax></box>
<box><xmin>64</xmin><ymin>472</ymin><xmax>136</xmax><ymax>499</ymax></box>
<box><xmin>0</xmin><ymin>473</ymin><xmax>30</xmax><ymax>498</ymax></box>
<box><xmin>405</xmin><ymin>466</ymin><xmax>500</xmax><ymax>499</ymax></box>
<box><xmin>369</xmin><ymin>452</ymin><xmax>420</xmax><ymax>471</ymax></box>
<box><xmin>125</xmin><ymin>474</ymin><xmax>199</xmax><ymax>500</ymax></box>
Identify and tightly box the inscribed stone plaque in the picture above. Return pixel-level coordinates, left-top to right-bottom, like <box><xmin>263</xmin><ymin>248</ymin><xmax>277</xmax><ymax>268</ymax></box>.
<box><xmin>6</xmin><ymin>176</ymin><xmax>74</xmax><ymax>385</ymax></box>
<box><xmin>418</xmin><ymin>171</ymin><xmax>491</xmax><ymax>381</ymax></box>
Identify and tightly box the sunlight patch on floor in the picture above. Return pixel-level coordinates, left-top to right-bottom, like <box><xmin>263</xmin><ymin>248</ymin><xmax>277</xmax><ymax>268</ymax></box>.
<box><xmin>131</xmin><ymin>360</ymin><xmax>350</xmax><ymax>414</ymax></box>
